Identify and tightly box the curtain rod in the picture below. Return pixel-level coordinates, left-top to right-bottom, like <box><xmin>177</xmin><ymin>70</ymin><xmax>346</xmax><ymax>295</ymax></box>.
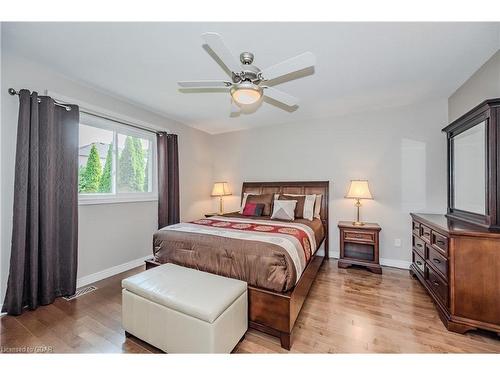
<box><xmin>8</xmin><ymin>88</ymin><xmax>72</xmax><ymax>111</ymax></box>
<box><xmin>79</xmin><ymin>109</ymin><xmax>160</xmax><ymax>135</ymax></box>
<box><xmin>9</xmin><ymin>88</ymin><xmax>162</xmax><ymax>135</ymax></box>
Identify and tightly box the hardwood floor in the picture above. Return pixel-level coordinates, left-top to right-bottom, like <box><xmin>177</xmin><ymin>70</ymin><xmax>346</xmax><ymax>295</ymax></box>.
<box><xmin>1</xmin><ymin>259</ymin><xmax>499</xmax><ymax>353</ymax></box>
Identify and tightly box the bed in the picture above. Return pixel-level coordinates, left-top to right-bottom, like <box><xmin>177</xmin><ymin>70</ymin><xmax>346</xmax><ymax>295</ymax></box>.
<box><xmin>148</xmin><ymin>181</ymin><xmax>329</xmax><ymax>349</ymax></box>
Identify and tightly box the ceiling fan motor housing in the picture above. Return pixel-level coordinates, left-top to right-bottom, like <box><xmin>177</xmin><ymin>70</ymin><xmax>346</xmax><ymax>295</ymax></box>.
<box><xmin>232</xmin><ymin>54</ymin><xmax>262</xmax><ymax>84</ymax></box>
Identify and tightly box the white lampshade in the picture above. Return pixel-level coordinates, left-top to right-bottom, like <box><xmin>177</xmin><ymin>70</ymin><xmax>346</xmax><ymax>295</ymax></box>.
<box><xmin>211</xmin><ymin>182</ymin><xmax>232</xmax><ymax>197</ymax></box>
<box><xmin>345</xmin><ymin>180</ymin><xmax>373</xmax><ymax>199</ymax></box>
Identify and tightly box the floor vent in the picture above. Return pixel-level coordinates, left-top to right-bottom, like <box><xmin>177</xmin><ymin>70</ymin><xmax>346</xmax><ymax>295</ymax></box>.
<box><xmin>63</xmin><ymin>286</ymin><xmax>98</xmax><ymax>301</ymax></box>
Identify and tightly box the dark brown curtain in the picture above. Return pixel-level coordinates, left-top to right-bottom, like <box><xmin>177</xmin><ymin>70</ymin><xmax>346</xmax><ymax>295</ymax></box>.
<box><xmin>157</xmin><ymin>132</ymin><xmax>180</xmax><ymax>228</ymax></box>
<box><xmin>2</xmin><ymin>90</ymin><xmax>79</xmax><ymax>315</ymax></box>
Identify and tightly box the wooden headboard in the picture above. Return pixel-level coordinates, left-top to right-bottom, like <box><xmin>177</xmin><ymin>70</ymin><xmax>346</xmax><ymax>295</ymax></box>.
<box><xmin>241</xmin><ymin>181</ymin><xmax>330</xmax><ymax>228</ymax></box>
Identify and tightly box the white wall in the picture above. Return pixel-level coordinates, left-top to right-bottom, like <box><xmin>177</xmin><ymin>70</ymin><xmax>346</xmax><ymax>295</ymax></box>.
<box><xmin>0</xmin><ymin>50</ymin><xmax>213</xmax><ymax>303</ymax></box>
<box><xmin>210</xmin><ymin>99</ymin><xmax>448</xmax><ymax>265</ymax></box>
<box><xmin>448</xmin><ymin>49</ymin><xmax>500</xmax><ymax>122</ymax></box>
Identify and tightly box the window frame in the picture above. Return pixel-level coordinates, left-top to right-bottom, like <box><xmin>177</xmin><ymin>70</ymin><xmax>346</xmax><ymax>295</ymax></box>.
<box><xmin>48</xmin><ymin>91</ymin><xmax>159</xmax><ymax>206</ymax></box>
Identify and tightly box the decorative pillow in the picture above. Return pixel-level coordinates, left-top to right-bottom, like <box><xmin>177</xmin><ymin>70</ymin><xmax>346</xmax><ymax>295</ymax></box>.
<box><xmin>282</xmin><ymin>194</ymin><xmax>316</xmax><ymax>221</ymax></box>
<box><xmin>240</xmin><ymin>193</ymin><xmax>274</xmax><ymax>216</ymax></box>
<box><xmin>271</xmin><ymin>200</ymin><xmax>297</xmax><ymax>221</ymax></box>
<box><xmin>239</xmin><ymin>193</ymin><xmax>252</xmax><ymax>213</ymax></box>
<box><xmin>279</xmin><ymin>194</ymin><xmax>306</xmax><ymax>218</ymax></box>
<box><xmin>314</xmin><ymin>194</ymin><xmax>322</xmax><ymax>219</ymax></box>
<box><xmin>242</xmin><ymin>202</ymin><xmax>265</xmax><ymax>217</ymax></box>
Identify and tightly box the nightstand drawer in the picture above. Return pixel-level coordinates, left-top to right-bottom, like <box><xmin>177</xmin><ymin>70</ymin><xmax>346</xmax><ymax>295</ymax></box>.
<box><xmin>343</xmin><ymin>230</ymin><xmax>375</xmax><ymax>243</ymax></box>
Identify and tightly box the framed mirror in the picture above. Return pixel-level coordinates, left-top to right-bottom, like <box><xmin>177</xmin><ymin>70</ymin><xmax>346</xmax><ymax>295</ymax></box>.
<box><xmin>443</xmin><ymin>99</ymin><xmax>500</xmax><ymax>229</ymax></box>
<box><xmin>452</xmin><ymin>120</ymin><xmax>486</xmax><ymax>215</ymax></box>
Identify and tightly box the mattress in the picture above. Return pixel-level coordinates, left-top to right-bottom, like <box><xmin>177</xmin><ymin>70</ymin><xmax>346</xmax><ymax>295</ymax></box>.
<box><xmin>153</xmin><ymin>214</ymin><xmax>325</xmax><ymax>293</ymax></box>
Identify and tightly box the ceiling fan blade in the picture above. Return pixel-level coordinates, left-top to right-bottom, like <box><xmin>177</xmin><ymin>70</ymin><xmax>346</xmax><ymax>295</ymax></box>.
<box><xmin>260</xmin><ymin>52</ymin><xmax>316</xmax><ymax>81</ymax></box>
<box><xmin>264</xmin><ymin>87</ymin><xmax>299</xmax><ymax>107</ymax></box>
<box><xmin>202</xmin><ymin>32</ymin><xmax>242</xmax><ymax>74</ymax></box>
<box><xmin>178</xmin><ymin>80</ymin><xmax>231</xmax><ymax>88</ymax></box>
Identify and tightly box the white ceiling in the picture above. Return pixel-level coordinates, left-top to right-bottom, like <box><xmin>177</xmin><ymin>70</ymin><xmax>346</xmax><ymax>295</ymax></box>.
<box><xmin>3</xmin><ymin>22</ymin><xmax>499</xmax><ymax>134</ymax></box>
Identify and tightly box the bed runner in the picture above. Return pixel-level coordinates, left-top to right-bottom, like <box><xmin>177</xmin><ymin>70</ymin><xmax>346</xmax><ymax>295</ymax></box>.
<box><xmin>191</xmin><ymin>218</ymin><xmax>313</xmax><ymax>262</ymax></box>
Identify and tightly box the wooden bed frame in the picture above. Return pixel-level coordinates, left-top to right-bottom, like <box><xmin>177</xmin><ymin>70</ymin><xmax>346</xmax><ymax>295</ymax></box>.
<box><xmin>240</xmin><ymin>181</ymin><xmax>329</xmax><ymax>349</ymax></box>
<box><xmin>146</xmin><ymin>181</ymin><xmax>329</xmax><ymax>350</ymax></box>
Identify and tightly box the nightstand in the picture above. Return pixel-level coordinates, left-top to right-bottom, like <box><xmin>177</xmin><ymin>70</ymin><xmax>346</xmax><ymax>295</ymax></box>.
<box><xmin>338</xmin><ymin>221</ymin><xmax>382</xmax><ymax>274</ymax></box>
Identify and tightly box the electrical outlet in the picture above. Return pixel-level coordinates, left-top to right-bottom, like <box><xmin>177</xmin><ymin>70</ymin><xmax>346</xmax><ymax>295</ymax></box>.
<box><xmin>394</xmin><ymin>239</ymin><xmax>402</xmax><ymax>247</ymax></box>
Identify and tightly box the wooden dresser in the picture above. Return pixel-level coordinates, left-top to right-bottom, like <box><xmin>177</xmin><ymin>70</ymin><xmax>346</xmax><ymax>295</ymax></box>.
<box><xmin>410</xmin><ymin>213</ymin><xmax>500</xmax><ymax>335</ymax></box>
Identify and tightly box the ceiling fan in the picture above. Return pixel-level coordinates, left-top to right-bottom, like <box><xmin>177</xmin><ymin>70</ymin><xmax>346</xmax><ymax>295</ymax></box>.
<box><xmin>178</xmin><ymin>32</ymin><xmax>316</xmax><ymax>114</ymax></box>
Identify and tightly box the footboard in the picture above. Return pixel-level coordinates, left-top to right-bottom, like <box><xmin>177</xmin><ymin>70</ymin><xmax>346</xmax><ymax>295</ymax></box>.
<box><xmin>248</xmin><ymin>253</ymin><xmax>325</xmax><ymax>349</ymax></box>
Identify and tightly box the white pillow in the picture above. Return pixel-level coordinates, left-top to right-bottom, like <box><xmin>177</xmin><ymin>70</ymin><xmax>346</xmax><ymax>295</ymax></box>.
<box><xmin>314</xmin><ymin>194</ymin><xmax>322</xmax><ymax>219</ymax></box>
<box><xmin>283</xmin><ymin>194</ymin><xmax>316</xmax><ymax>221</ymax></box>
<box><xmin>271</xmin><ymin>200</ymin><xmax>297</xmax><ymax>221</ymax></box>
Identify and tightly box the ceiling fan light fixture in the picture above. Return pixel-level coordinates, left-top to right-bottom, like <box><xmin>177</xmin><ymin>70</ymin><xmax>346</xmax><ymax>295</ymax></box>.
<box><xmin>230</xmin><ymin>82</ymin><xmax>263</xmax><ymax>106</ymax></box>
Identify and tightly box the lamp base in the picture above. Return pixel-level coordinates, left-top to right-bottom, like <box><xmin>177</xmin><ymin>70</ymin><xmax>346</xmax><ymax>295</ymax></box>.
<box><xmin>218</xmin><ymin>196</ymin><xmax>224</xmax><ymax>216</ymax></box>
<box><xmin>352</xmin><ymin>221</ymin><xmax>365</xmax><ymax>226</ymax></box>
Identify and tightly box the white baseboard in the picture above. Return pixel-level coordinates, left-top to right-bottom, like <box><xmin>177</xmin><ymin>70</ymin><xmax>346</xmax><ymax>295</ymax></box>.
<box><xmin>0</xmin><ymin>256</ymin><xmax>149</xmax><ymax>317</ymax></box>
<box><xmin>379</xmin><ymin>257</ymin><xmax>411</xmax><ymax>270</ymax></box>
<box><xmin>76</xmin><ymin>255</ymin><xmax>150</xmax><ymax>288</ymax></box>
<box><xmin>329</xmin><ymin>251</ymin><xmax>410</xmax><ymax>270</ymax></box>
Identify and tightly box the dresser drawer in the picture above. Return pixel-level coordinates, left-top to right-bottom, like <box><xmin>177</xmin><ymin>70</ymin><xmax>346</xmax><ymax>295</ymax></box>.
<box><xmin>344</xmin><ymin>230</ymin><xmax>375</xmax><ymax>244</ymax></box>
<box><xmin>412</xmin><ymin>221</ymin><xmax>421</xmax><ymax>236</ymax></box>
<box><xmin>431</xmin><ymin>231</ymin><xmax>448</xmax><ymax>256</ymax></box>
<box><xmin>421</xmin><ymin>224</ymin><xmax>432</xmax><ymax>243</ymax></box>
<box><xmin>427</xmin><ymin>245</ymin><xmax>448</xmax><ymax>280</ymax></box>
<box><xmin>412</xmin><ymin>235</ymin><xmax>426</xmax><ymax>258</ymax></box>
<box><xmin>412</xmin><ymin>251</ymin><xmax>425</xmax><ymax>276</ymax></box>
<box><xmin>426</xmin><ymin>265</ymin><xmax>448</xmax><ymax>307</ymax></box>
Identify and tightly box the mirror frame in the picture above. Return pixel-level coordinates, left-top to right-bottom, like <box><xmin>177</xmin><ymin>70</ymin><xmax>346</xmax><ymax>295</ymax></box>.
<box><xmin>442</xmin><ymin>99</ymin><xmax>500</xmax><ymax>230</ymax></box>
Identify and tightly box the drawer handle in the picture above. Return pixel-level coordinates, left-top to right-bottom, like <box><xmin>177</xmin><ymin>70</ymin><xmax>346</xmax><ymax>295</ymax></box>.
<box><xmin>432</xmin><ymin>281</ymin><xmax>440</xmax><ymax>286</ymax></box>
<box><xmin>416</xmin><ymin>244</ymin><xmax>422</xmax><ymax>248</ymax></box>
<box><xmin>416</xmin><ymin>261</ymin><xmax>422</xmax><ymax>266</ymax></box>
<box><xmin>433</xmin><ymin>258</ymin><xmax>442</xmax><ymax>264</ymax></box>
<box><xmin>436</xmin><ymin>240</ymin><xmax>445</xmax><ymax>245</ymax></box>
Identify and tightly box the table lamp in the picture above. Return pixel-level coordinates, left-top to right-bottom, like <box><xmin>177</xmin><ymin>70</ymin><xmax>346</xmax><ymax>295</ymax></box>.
<box><xmin>345</xmin><ymin>180</ymin><xmax>373</xmax><ymax>226</ymax></box>
<box><xmin>211</xmin><ymin>182</ymin><xmax>232</xmax><ymax>215</ymax></box>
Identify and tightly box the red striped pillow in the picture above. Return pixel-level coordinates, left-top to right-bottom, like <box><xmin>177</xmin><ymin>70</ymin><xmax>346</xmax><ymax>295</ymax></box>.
<box><xmin>242</xmin><ymin>203</ymin><xmax>265</xmax><ymax>216</ymax></box>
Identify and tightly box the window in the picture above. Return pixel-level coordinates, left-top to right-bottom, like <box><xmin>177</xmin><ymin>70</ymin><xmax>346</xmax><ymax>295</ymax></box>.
<box><xmin>78</xmin><ymin>112</ymin><xmax>157</xmax><ymax>204</ymax></box>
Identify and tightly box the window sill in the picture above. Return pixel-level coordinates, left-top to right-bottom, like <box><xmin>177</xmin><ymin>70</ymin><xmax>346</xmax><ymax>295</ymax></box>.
<box><xmin>78</xmin><ymin>196</ymin><xmax>159</xmax><ymax>206</ymax></box>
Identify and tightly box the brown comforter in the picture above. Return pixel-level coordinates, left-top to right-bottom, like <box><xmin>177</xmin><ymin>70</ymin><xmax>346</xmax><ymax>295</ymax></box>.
<box><xmin>153</xmin><ymin>213</ymin><xmax>325</xmax><ymax>293</ymax></box>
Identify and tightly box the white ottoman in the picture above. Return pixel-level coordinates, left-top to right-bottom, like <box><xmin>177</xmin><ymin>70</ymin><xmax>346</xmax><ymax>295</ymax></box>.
<box><xmin>121</xmin><ymin>263</ymin><xmax>247</xmax><ymax>353</ymax></box>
